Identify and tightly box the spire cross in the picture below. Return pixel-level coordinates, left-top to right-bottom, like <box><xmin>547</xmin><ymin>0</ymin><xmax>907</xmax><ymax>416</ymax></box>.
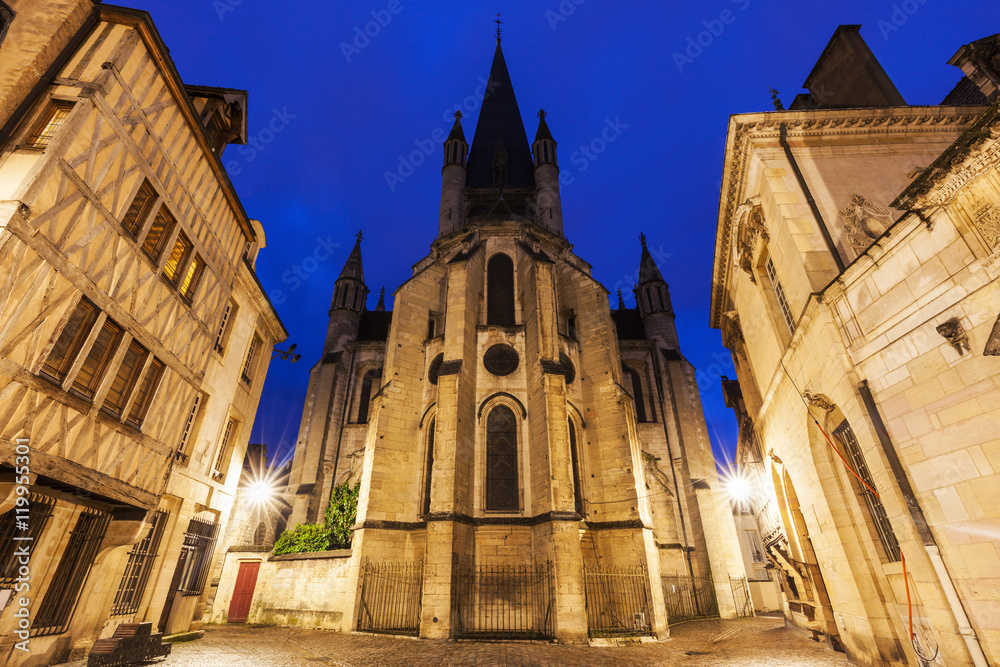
<box><xmin>379</xmin><ymin>286</ymin><xmax>386</xmax><ymax>297</ymax></box>
<box><xmin>495</xmin><ymin>13</ymin><xmax>502</xmax><ymax>43</ymax></box>
<box><xmin>356</xmin><ymin>230</ymin><xmax>364</xmax><ymax>244</ymax></box>
<box><xmin>454</xmin><ymin>110</ymin><xmax>463</xmax><ymax>121</ymax></box>
<box><xmin>538</xmin><ymin>109</ymin><xmax>547</xmax><ymax>120</ymax></box>
<box><xmin>639</xmin><ymin>232</ymin><xmax>647</xmax><ymax>248</ymax></box>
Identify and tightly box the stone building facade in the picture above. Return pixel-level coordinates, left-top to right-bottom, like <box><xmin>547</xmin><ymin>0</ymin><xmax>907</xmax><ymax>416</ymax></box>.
<box><xmin>0</xmin><ymin>3</ymin><xmax>285</xmax><ymax>664</ymax></box>
<box><xmin>711</xmin><ymin>25</ymin><xmax>999</xmax><ymax>667</ymax></box>
<box><xmin>279</xmin><ymin>36</ymin><xmax>744</xmax><ymax>643</ymax></box>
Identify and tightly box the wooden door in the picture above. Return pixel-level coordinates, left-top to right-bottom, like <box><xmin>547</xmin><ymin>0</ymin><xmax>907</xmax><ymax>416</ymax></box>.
<box><xmin>158</xmin><ymin>548</ymin><xmax>188</xmax><ymax>632</ymax></box>
<box><xmin>227</xmin><ymin>561</ymin><xmax>260</xmax><ymax>623</ymax></box>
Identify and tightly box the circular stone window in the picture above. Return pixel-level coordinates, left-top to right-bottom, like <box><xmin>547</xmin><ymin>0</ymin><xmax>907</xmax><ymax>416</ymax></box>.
<box><xmin>428</xmin><ymin>354</ymin><xmax>444</xmax><ymax>385</ymax></box>
<box><xmin>483</xmin><ymin>344</ymin><xmax>519</xmax><ymax>376</ymax></box>
<box><xmin>560</xmin><ymin>353</ymin><xmax>575</xmax><ymax>384</ymax></box>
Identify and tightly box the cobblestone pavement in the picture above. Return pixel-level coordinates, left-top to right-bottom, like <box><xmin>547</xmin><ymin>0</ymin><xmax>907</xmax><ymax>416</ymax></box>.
<box><xmin>60</xmin><ymin>616</ymin><xmax>855</xmax><ymax>666</ymax></box>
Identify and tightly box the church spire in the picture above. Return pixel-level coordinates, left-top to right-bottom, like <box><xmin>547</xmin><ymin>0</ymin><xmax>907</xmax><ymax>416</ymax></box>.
<box><xmin>375</xmin><ymin>287</ymin><xmax>386</xmax><ymax>312</ymax></box>
<box><xmin>465</xmin><ymin>38</ymin><xmax>534</xmax><ymax>189</ymax></box>
<box><xmin>638</xmin><ymin>233</ymin><xmax>665</xmax><ymax>285</ymax></box>
<box><xmin>337</xmin><ymin>231</ymin><xmax>365</xmax><ymax>283</ymax></box>
<box><xmin>330</xmin><ymin>231</ymin><xmax>368</xmax><ymax>314</ymax></box>
<box><xmin>635</xmin><ymin>233</ymin><xmax>678</xmax><ymax>348</ymax></box>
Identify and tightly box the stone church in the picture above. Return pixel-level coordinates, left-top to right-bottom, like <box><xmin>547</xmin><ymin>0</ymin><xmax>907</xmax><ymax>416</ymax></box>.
<box><xmin>283</xmin><ymin>34</ymin><xmax>744</xmax><ymax>642</ymax></box>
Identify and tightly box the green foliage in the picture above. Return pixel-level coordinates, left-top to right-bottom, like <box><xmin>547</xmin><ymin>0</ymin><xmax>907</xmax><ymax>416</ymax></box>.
<box><xmin>272</xmin><ymin>523</ymin><xmax>330</xmax><ymax>556</ymax></box>
<box><xmin>324</xmin><ymin>481</ymin><xmax>361</xmax><ymax>549</ymax></box>
<box><xmin>271</xmin><ymin>481</ymin><xmax>361</xmax><ymax>555</ymax></box>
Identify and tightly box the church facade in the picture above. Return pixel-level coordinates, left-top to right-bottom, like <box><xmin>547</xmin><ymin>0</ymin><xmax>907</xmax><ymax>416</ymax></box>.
<box><xmin>285</xmin><ymin>36</ymin><xmax>744</xmax><ymax>642</ymax></box>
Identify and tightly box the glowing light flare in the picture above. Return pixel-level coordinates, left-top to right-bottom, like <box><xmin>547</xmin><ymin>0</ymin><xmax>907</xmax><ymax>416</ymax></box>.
<box><xmin>247</xmin><ymin>479</ymin><xmax>274</xmax><ymax>506</ymax></box>
<box><xmin>719</xmin><ymin>465</ymin><xmax>754</xmax><ymax>507</ymax></box>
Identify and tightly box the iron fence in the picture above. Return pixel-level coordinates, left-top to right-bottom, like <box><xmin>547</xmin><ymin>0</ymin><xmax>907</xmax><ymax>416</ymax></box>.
<box><xmin>357</xmin><ymin>559</ymin><xmax>423</xmax><ymax>636</ymax></box>
<box><xmin>584</xmin><ymin>563</ymin><xmax>654</xmax><ymax>637</ymax></box>
<box><xmin>456</xmin><ymin>561</ymin><xmax>553</xmax><ymax>639</ymax></box>
<box><xmin>661</xmin><ymin>574</ymin><xmax>719</xmax><ymax>623</ymax></box>
<box><xmin>730</xmin><ymin>575</ymin><xmax>754</xmax><ymax>618</ymax></box>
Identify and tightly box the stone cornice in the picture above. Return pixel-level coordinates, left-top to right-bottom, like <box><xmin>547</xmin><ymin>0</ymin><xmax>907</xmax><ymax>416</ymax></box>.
<box><xmin>710</xmin><ymin>106</ymin><xmax>983</xmax><ymax>330</ymax></box>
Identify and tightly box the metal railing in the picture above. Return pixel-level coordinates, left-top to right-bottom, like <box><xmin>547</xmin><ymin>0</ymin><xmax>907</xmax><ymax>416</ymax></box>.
<box><xmin>661</xmin><ymin>574</ymin><xmax>719</xmax><ymax>623</ymax></box>
<box><xmin>357</xmin><ymin>559</ymin><xmax>423</xmax><ymax>636</ymax></box>
<box><xmin>456</xmin><ymin>561</ymin><xmax>553</xmax><ymax>639</ymax></box>
<box><xmin>730</xmin><ymin>575</ymin><xmax>754</xmax><ymax>618</ymax></box>
<box><xmin>584</xmin><ymin>563</ymin><xmax>654</xmax><ymax>637</ymax></box>
<box><xmin>756</xmin><ymin>497</ymin><xmax>785</xmax><ymax>547</ymax></box>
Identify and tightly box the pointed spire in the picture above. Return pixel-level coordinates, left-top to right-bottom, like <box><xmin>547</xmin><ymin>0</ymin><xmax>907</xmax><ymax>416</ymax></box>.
<box><xmin>337</xmin><ymin>230</ymin><xmax>365</xmax><ymax>282</ymax></box>
<box><xmin>638</xmin><ymin>232</ymin><xmax>664</xmax><ymax>285</ymax></box>
<box><xmin>534</xmin><ymin>109</ymin><xmax>554</xmax><ymax>142</ymax></box>
<box><xmin>466</xmin><ymin>40</ymin><xmax>535</xmax><ymax>188</ymax></box>
<box><xmin>447</xmin><ymin>110</ymin><xmax>466</xmax><ymax>142</ymax></box>
<box><xmin>617</xmin><ymin>288</ymin><xmax>626</xmax><ymax>310</ymax></box>
<box><xmin>375</xmin><ymin>286</ymin><xmax>386</xmax><ymax>312</ymax></box>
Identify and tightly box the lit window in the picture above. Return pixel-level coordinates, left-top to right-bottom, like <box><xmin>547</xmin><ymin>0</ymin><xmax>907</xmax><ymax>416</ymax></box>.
<box><xmin>103</xmin><ymin>340</ymin><xmax>148</xmax><ymax>418</ymax></box>
<box><xmin>141</xmin><ymin>205</ymin><xmax>177</xmax><ymax>263</ymax></box>
<box><xmin>27</xmin><ymin>101</ymin><xmax>73</xmax><ymax>149</ymax></box>
<box><xmin>178</xmin><ymin>254</ymin><xmax>205</xmax><ymax>302</ymax></box>
<box><xmin>40</xmin><ymin>298</ymin><xmax>99</xmax><ymax>384</ymax></box>
<box><xmin>126</xmin><ymin>358</ymin><xmax>164</xmax><ymax>429</ymax></box>
<box><xmin>121</xmin><ymin>180</ymin><xmax>157</xmax><ymax>238</ymax></box>
<box><xmin>162</xmin><ymin>233</ymin><xmax>193</xmax><ymax>285</ymax></box>
<box><xmin>70</xmin><ymin>319</ymin><xmax>123</xmax><ymax>401</ymax></box>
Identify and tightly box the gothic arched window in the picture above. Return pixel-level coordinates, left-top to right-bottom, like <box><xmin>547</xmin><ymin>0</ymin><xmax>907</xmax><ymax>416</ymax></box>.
<box><xmin>485</xmin><ymin>405</ymin><xmax>518</xmax><ymax>511</ymax></box>
<box><xmin>422</xmin><ymin>418</ymin><xmax>435</xmax><ymax>516</ymax></box>
<box><xmin>357</xmin><ymin>368</ymin><xmax>382</xmax><ymax>423</ymax></box>
<box><xmin>487</xmin><ymin>253</ymin><xmax>515</xmax><ymax>327</ymax></box>
<box><xmin>253</xmin><ymin>522</ymin><xmax>266</xmax><ymax>545</ymax></box>
<box><xmin>623</xmin><ymin>363</ymin><xmax>647</xmax><ymax>423</ymax></box>
<box><xmin>568</xmin><ymin>420</ymin><xmax>583</xmax><ymax>515</ymax></box>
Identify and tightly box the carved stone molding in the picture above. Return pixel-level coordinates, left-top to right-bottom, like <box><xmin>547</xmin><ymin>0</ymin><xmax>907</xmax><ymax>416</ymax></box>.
<box><xmin>803</xmin><ymin>391</ymin><xmax>835</xmax><ymax>413</ymax></box>
<box><xmin>721</xmin><ymin>311</ymin><xmax>745</xmax><ymax>349</ymax></box>
<box><xmin>839</xmin><ymin>194</ymin><xmax>894</xmax><ymax>252</ymax></box>
<box><xmin>974</xmin><ymin>202</ymin><xmax>1000</xmax><ymax>249</ymax></box>
<box><xmin>985</xmin><ymin>314</ymin><xmax>1000</xmax><ymax>356</ymax></box>
<box><xmin>733</xmin><ymin>199</ymin><xmax>768</xmax><ymax>282</ymax></box>
<box><xmin>936</xmin><ymin>318</ymin><xmax>972</xmax><ymax>355</ymax></box>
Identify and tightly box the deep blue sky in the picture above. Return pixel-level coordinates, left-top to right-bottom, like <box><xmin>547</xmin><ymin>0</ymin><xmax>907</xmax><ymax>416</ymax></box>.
<box><xmin>131</xmin><ymin>0</ymin><xmax>993</xmax><ymax>468</ymax></box>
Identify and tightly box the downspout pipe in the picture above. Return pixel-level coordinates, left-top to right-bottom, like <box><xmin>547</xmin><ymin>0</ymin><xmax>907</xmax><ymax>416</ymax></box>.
<box><xmin>778</xmin><ymin>124</ymin><xmax>846</xmax><ymax>273</ymax></box>
<box><xmin>858</xmin><ymin>381</ymin><xmax>989</xmax><ymax>667</ymax></box>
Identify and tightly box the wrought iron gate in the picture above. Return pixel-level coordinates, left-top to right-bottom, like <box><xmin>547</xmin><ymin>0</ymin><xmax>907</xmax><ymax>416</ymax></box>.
<box><xmin>583</xmin><ymin>563</ymin><xmax>654</xmax><ymax>637</ymax></box>
<box><xmin>730</xmin><ymin>575</ymin><xmax>754</xmax><ymax>618</ymax></box>
<box><xmin>661</xmin><ymin>574</ymin><xmax>719</xmax><ymax>622</ymax></box>
<box><xmin>357</xmin><ymin>559</ymin><xmax>423</xmax><ymax>635</ymax></box>
<box><xmin>455</xmin><ymin>561</ymin><xmax>554</xmax><ymax>639</ymax></box>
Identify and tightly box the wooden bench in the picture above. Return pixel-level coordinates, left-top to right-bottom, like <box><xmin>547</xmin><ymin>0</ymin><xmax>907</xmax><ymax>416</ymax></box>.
<box><xmin>87</xmin><ymin>622</ymin><xmax>172</xmax><ymax>667</ymax></box>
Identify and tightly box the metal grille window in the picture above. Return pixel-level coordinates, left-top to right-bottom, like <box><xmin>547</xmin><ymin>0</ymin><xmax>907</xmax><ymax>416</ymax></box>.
<box><xmin>487</xmin><ymin>253</ymin><xmax>515</xmax><ymax>326</ymax></box>
<box><xmin>40</xmin><ymin>297</ymin><xmax>99</xmax><ymax>384</ymax></box>
<box><xmin>0</xmin><ymin>493</ymin><xmax>55</xmax><ymax>584</ymax></box>
<box><xmin>120</xmin><ymin>180</ymin><xmax>157</xmax><ymax>238</ymax></box>
<box><xmin>214</xmin><ymin>300</ymin><xmax>237</xmax><ymax>353</ymax></box>
<box><xmin>33</xmin><ymin>507</ymin><xmax>111</xmax><ymax>636</ymax></box>
<box><xmin>213</xmin><ymin>417</ymin><xmax>239</xmax><ymax>481</ymax></box>
<box><xmin>140</xmin><ymin>205</ymin><xmax>177</xmax><ymax>264</ymax></box>
<box><xmin>27</xmin><ymin>101</ymin><xmax>73</xmax><ymax>149</ymax></box>
<box><xmin>102</xmin><ymin>339</ymin><xmax>148</xmax><ymax>418</ymax></box>
<box><xmin>765</xmin><ymin>256</ymin><xmax>795</xmax><ymax>333</ymax></box>
<box><xmin>485</xmin><ymin>405</ymin><xmax>518</xmax><ymax>511</ymax></box>
<box><xmin>357</xmin><ymin>368</ymin><xmax>381</xmax><ymax>423</ymax></box>
<box><xmin>834</xmin><ymin>421</ymin><xmax>901</xmax><ymax>562</ymax></box>
<box><xmin>241</xmin><ymin>334</ymin><xmax>260</xmax><ymax>386</ymax></box>
<box><xmin>126</xmin><ymin>358</ymin><xmax>163</xmax><ymax>429</ymax></box>
<box><xmin>70</xmin><ymin>318</ymin><xmax>122</xmax><ymax>401</ymax></box>
<box><xmin>110</xmin><ymin>510</ymin><xmax>168</xmax><ymax>616</ymax></box>
<box><xmin>178</xmin><ymin>518</ymin><xmax>219</xmax><ymax>596</ymax></box>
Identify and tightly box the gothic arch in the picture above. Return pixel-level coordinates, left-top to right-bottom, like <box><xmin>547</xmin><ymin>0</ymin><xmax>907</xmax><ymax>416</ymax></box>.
<box><xmin>420</xmin><ymin>413</ymin><xmax>437</xmax><ymax>516</ymax></box>
<box><xmin>486</xmin><ymin>252</ymin><xmax>515</xmax><ymax>326</ymax></box>
<box><xmin>567</xmin><ymin>414</ymin><xmax>585</xmax><ymax>516</ymax></box>
<box><xmin>621</xmin><ymin>361</ymin><xmax>655</xmax><ymax>423</ymax></box>
<box><xmin>477</xmin><ymin>392</ymin><xmax>526</xmax><ymax>420</ymax></box>
<box><xmin>353</xmin><ymin>364</ymin><xmax>383</xmax><ymax>423</ymax></box>
<box><xmin>477</xmin><ymin>394</ymin><xmax>526</xmax><ymax>513</ymax></box>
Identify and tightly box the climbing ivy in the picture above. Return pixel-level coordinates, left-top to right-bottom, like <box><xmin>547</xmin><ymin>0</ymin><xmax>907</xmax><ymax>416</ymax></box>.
<box><xmin>272</xmin><ymin>481</ymin><xmax>361</xmax><ymax>555</ymax></box>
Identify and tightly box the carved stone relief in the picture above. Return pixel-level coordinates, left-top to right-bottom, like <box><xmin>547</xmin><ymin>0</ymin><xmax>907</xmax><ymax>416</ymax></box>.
<box><xmin>733</xmin><ymin>200</ymin><xmax>768</xmax><ymax>282</ymax></box>
<box><xmin>839</xmin><ymin>194</ymin><xmax>894</xmax><ymax>252</ymax></box>
<box><xmin>803</xmin><ymin>391</ymin><xmax>835</xmax><ymax>413</ymax></box>
<box><xmin>973</xmin><ymin>203</ymin><xmax>1000</xmax><ymax>249</ymax></box>
<box><xmin>936</xmin><ymin>318</ymin><xmax>972</xmax><ymax>355</ymax></box>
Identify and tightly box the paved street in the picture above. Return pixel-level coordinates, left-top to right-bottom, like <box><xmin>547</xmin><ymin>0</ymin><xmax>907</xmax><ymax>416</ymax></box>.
<box><xmin>60</xmin><ymin>616</ymin><xmax>854</xmax><ymax>666</ymax></box>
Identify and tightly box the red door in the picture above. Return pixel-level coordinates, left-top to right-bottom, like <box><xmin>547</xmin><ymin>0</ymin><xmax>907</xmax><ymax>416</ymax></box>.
<box><xmin>228</xmin><ymin>561</ymin><xmax>260</xmax><ymax>623</ymax></box>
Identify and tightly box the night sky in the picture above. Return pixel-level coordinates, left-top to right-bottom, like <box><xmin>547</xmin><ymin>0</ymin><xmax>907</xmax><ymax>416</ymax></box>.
<box><xmin>129</xmin><ymin>0</ymin><xmax>993</xmax><ymax>468</ymax></box>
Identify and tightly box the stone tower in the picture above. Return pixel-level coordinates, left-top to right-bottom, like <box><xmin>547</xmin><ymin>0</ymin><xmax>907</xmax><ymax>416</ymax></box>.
<box><xmin>287</xmin><ymin>34</ymin><xmax>744</xmax><ymax>643</ymax></box>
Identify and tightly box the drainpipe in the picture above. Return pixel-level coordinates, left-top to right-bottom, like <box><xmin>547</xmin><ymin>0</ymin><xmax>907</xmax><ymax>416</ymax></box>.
<box><xmin>778</xmin><ymin>124</ymin><xmax>846</xmax><ymax>273</ymax></box>
<box><xmin>858</xmin><ymin>381</ymin><xmax>989</xmax><ymax>667</ymax></box>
